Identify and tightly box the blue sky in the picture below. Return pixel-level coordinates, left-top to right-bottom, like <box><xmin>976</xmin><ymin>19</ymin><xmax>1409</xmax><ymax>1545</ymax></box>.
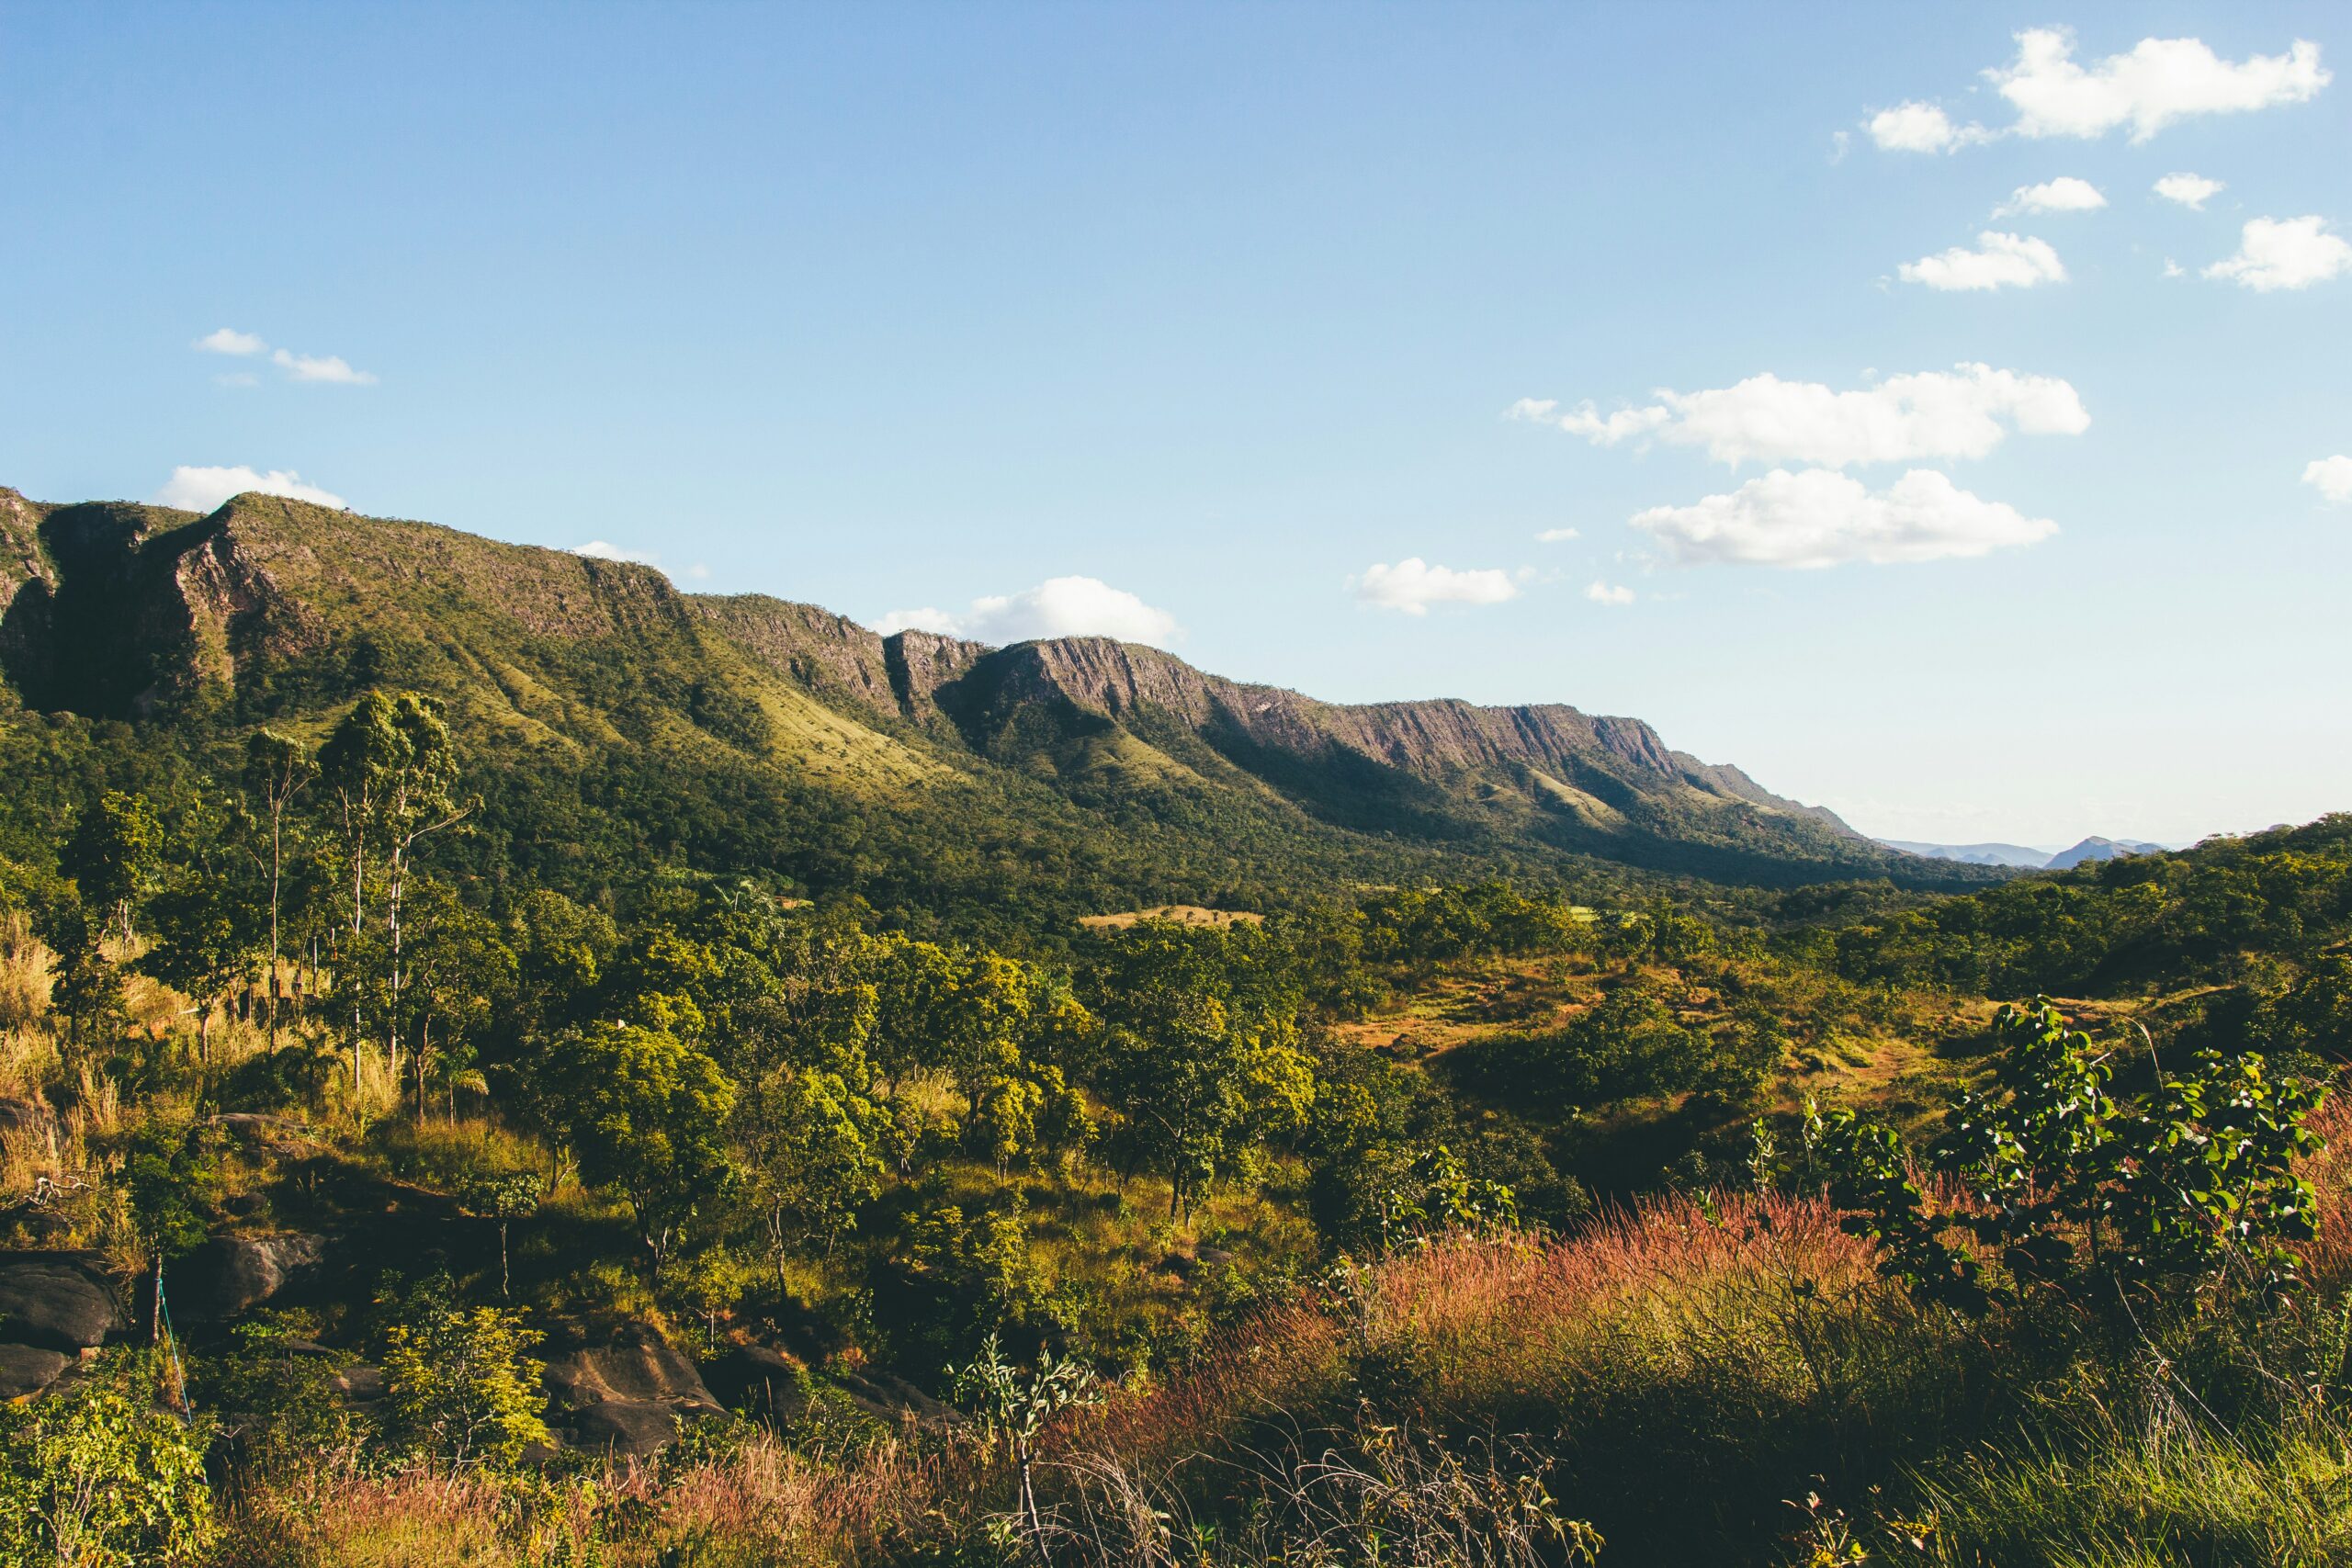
<box><xmin>3</xmin><ymin>3</ymin><xmax>2346</xmax><ymax>847</ymax></box>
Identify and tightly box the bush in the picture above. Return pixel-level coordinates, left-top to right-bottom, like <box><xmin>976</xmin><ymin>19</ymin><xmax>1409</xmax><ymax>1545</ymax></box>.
<box><xmin>0</xmin><ymin>1357</ymin><xmax>215</xmax><ymax>1567</ymax></box>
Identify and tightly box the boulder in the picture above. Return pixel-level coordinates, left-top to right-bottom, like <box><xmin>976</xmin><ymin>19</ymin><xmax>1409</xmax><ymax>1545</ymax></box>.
<box><xmin>174</xmin><ymin>1233</ymin><xmax>327</xmax><ymax>1324</ymax></box>
<box><xmin>540</xmin><ymin>1321</ymin><xmax>722</xmax><ymax>1458</ymax></box>
<box><xmin>0</xmin><ymin>1252</ymin><xmax>123</xmax><ymax>1350</ymax></box>
<box><xmin>0</xmin><ymin>1342</ymin><xmax>70</xmax><ymax>1399</ymax></box>
<box><xmin>703</xmin><ymin>1343</ymin><xmax>808</xmax><ymax>1420</ymax></box>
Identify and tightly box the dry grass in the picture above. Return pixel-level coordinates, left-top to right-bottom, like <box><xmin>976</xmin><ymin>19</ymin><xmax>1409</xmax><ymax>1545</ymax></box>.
<box><xmin>1077</xmin><ymin>907</ymin><xmax>1264</xmax><ymax>931</ymax></box>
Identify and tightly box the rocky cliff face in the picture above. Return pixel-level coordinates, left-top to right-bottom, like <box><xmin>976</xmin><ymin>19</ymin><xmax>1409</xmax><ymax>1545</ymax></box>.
<box><xmin>0</xmin><ymin>481</ymin><xmax>1882</xmax><ymax>884</ymax></box>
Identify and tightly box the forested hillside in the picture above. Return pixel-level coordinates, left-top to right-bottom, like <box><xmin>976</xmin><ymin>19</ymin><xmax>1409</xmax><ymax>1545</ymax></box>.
<box><xmin>0</xmin><ymin>485</ymin><xmax>1984</xmax><ymax>931</ymax></box>
<box><xmin>0</xmin><ymin>486</ymin><xmax>2345</xmax><ymax>1566</ymax></box>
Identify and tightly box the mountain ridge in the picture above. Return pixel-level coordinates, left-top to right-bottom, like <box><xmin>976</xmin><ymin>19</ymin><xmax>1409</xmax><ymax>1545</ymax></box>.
<box><xmin>0</xmin><ymin>485</ymin><xmax>1983</xmax><ymax>900</ymax></box>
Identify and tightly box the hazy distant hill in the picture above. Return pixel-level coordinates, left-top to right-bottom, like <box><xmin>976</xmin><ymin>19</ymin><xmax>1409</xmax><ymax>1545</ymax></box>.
<box><xmin>1883</xmin><ymin>836</ymin><xmax>2176</xmax><ymax>872</ymax></box>
<box><xmin>2045</xmin><ymin>835</ymin><xmax>2172</xmax><ymax>870</ymax></box>
<box><xmin>0</xmin><ymin>485</ymin><xmax>1991</xmax><ymax>916</ymax></box>
<box><xmin>1879</xmin><ymin>840</ymin><xmax>2055</xmax><ymax>869</ymax></box>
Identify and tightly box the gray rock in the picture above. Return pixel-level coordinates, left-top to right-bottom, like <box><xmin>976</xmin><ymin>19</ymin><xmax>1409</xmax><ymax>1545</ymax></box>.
<box><xmin>0</xmin><ymin>1342</ymin><xmax>70</xmax><ymax>1398</ymax></box>
<box><xmin>704</xmin><ymin>1343</ymin><xmax>807</xmax><ymax>1419</ymax></box>
<box><xmin>540</xmin><ymin>1321</ymin><xmax>721</xmax><ymax>1458</ymax></box>
<box><xmin>0</xmin><ymin>1252</ymin><xmax>123</xmax><ymax>1350</ymax></box>
<box><xmin>174</xmin><ymin>1233</ymin><xmax>327</xmax><ymax>1324</ymax></box>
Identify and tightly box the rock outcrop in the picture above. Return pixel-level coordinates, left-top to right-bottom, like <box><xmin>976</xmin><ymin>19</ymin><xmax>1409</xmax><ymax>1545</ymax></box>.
<box><xmin>0</xmin><ymin>1252</ymin><xmax>124</xmax><ymax>1352</ymax></box>
<box><xmin>175</xmin><ymin>1233</ymin><xmax>328</xmax><ymax>1324</ymax></box>
<box><xmin>539</xmin><ymin>1320</ymin><xmax>723</xmax><ymax>1458</ymax></box>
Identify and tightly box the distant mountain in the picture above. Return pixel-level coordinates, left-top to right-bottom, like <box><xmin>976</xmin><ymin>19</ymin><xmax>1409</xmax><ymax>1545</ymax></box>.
<box><xmin>1882</xmin><ymin>836</ymin><xmax>2177</xmax><ymax>872</ymax></box>
<box><xmin>2044</xmin><ymin>836</ymin><xmax>2171</xmax><ymax>871</ymax></box>
<box><xmin>1879</xmin><ymin>840</ymin><xmax>2054</xmax><ymax>869</ymax></box>
<box><xmin>0</xmin><ymin>484</ymin><xmax>1992</xmax><ymax>915</ymax></box>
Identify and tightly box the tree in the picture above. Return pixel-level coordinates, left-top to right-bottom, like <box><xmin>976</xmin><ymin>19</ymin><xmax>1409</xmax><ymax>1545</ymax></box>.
<box><xmin>242</xmin><ymin>729</ymin><xmax>315</xmax><ymax>1047</ymax></box>
<box><xmin>399</xmin><ymin>880</ymin><xmax>515</xmax><ymax>1120</ymax></box>
<box><xmin>135</xmin><ymin>868</ymin><xmax>257</xmax><ymax>1064</ymax></box>
<box><xmin>0</xmin><ymin>1360</ymin><xmax>215</xmax><ymax>1567</ymax></box>
<box><xmin>123</xmin><ymin>1123</ymin><xmax>223</xmax><ymax>1345</ymax></box>
<box><xmin>1089</xmin><ymin>924</ymin><xmax>1311</xmax><ymax>1219</ymax></box>
<box><xmin>947</xmin><ymin>1331</ymin><xmax>1102</xmax><ymax>1561</ymax></box>
<box><xmin>60</xmin><ymin>791</ymin><xmax>160</xmax><ymax>948</ymax></box>
<box><xmin>321</xmin><ymin>692</ymin><xmax>471</xmax><ymax>1097</ymax></box>
<box><xmin>375</xmin><ymin>1274</ymin><xmax>549</xmax><ymax>1474</ymax></box>
<box><xmin>540</xmin><ymin>1021</ymin><xmax>736</xmax><ymax>1283</ymax></box>
<box><xmin>729</xmin><ymin>1062</ymin><xmax>885</xmax><ymax>1301</ymax></box>
<box><xmin>1815</xmin><ymin>998</ymin><xmax>2328</xmax><ymax>1313</ymax></box>
<box><xmin>457</xmin><ymin>1172</ymin><xmax>541</xmax><ymax>1299</ymax></box>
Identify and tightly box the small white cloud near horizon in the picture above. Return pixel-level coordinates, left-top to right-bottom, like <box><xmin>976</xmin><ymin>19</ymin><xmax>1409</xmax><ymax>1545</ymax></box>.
<box><xmin>574</xmin><ymin>541</ymin><xmax>661</xmax><ymax>567</ymax></box>
<box><xmin>1996</xmin><ymin>176</ymin><xmax>2106</xmax><ymax>217</ymax></box>
<box><xmin>876</xmin><ymin>576</ymin><xmax>1182</xmax><ymax>647</ymax></box>
<box><xmin>1511</xmin><ymin>364</ymin><xmax>2087</xmax><ymax>469</ymax></box>
<box><xmin>1865</xmin><ymin>102</ymin><xmax>1987</xmax><ymax>152</ymax></box>
<box><xmin>1631</xmin><ymin>468</ymin><xmax>2057</xmax><ymax>570</ymax></box>
<box><xmin>1899</xmin><ymin>231</ymin><xmax>2067</xmax><ymax>291</ymax></box>
<box><xmin>1586</xmin><ymin>581</ymin><xmax>1635</xmax><ymax>605</ymax></box>
<box><xmin>1535</xmin><ymin>526</ymin><xmax>1580</xmax><ymax>542</ymax></box>
<box><xmin>193</xmin><ymin>327</ymin><xmax>266</xmax><ymax>355</ymax></box>
<box><xmin>2305</xmin><ymin>456</ymin><xmax>2352</xmax><ymax>504</ymax></box>
<box><xmin>2203</xmin><ymin>217</ymin><xmax>2352</xmax><ymax>291</ymax></box>
<box><xmin>2154</xmin><ymin>173</ymin><xmax>2225</xmax><ymax>209</ymax></box>
<box><xmin>1351</xmin><ymin>558</ymin><xmax>1521</xmax><ymax>615</ymax></box>
<box><xmin>272</xmin><ymin>348</ymin><xmax>378</xmax><ymax>385</ymax></box>
<box><xmin>153</xmin><ymin>465</ymin><xmax>345</xmax><ymax>513</ymax></box>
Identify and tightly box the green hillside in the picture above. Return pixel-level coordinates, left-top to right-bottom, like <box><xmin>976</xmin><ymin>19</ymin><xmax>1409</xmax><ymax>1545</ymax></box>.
<box><xmin>0</xmin><ymin>485</ymin><xmax>1986</xmax><ymax>940</ymax></box>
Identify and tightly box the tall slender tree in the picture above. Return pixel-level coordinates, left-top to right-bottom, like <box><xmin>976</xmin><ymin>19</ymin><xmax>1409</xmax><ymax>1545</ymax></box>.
<box><xmin>242</xmin><ymin>729</ymin><xmax>316</xmax><ymax>1048</ymax></box>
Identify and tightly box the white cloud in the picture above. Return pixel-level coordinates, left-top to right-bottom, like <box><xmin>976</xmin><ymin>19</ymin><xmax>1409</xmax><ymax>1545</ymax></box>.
<box><xmin>1991</xmin><ymin>28</ymin><xmax>2328</xmax><ymax>143</ymax></box>
<box><xmin>574</xmin><ymin>541</ymin><xmax>660</xmax><ymax>566</ymax></box>
<box><xmin>872</xmin><ymin>607</ymin><xmax>956</xmax><ymax>636</ymax></box>
<box><xmin>1513</xmin><ymin>364</ymin><xmax>2087</xmax><ymax>469</ymax></box>
<box><xmin>2305</xmin><ymin>456</ymin><xmax>2352</xmax><ymax>503</ymax></box>
<box><xmin>2202</xmin><ymin>217</ymin><xmax>2352</xmax><ymax>291</ymax></box>
<box><xmin>1534</xmin><ymin>526</ymin><xmax>1580</xmax><ymax>542</ymax></box>
<box><xmin>1586</xmin><ymin>581</ymin><xmax>1635</xmax><ymax>605</ymax></box>
<box><xmin>1866</xmin><ymin>101</ymin><xmax>1986</xmax><ymax>152</ymax></box>
<box><xmin>1630</xmin><ymin>468</ymin><xmax>2057</xmax><ymax>569</ymax></box>
<box><xmin>1898</xmin><ymin>231</ymin><xmax>2067</xmax><ymax>291</ymax></box>
<box><xmin>153</xmin><ymin>465</ymin><xmax>345</xmax><ymax>513</ymax></box>
<box><xmin>1351</xmin><ymin>558</ymin><xmax>1521</xmax><ymax>615</ymax></box>
<box><xmin>877</xmin><ymin>577</ymin><xmax>1182</xmax><ymax>646</ymax></box>
<box><xmin>2154</xmin><ymin>172</ymin><xmax>2224</xmax><ymax>210</ymax></box>
<box><xmin>272</xmin><ymin>348</ymin><xmax>378</xmax><ymax>385</ymax></box>
<box><xmin>193</xmin><ymin>327</ymin><xmax>265</xmax><ymax>355</ymax></box>
<box><xmin>1995</xmin><ymin>176</ymin><xmax>2105</xmax><ymax>217</ymax></box>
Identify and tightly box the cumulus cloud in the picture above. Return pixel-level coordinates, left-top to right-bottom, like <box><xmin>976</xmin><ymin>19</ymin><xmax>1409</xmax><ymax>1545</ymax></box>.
<box><xmin>1534</xmin><ymin>526</ymin><xmax>1580</xmax><ymax>542</ymax></box>
<box><xmin>1991</xmin><ymin>28</ymin><xmax>2328</xmax><ymax>142</ymax></box>
<box><xmin>2154</xmin><ymin>172</ymin><xmax>2224</xmax><ymax>209</ymax></box>
<box><xmin>1351</xmin><ymin>558</ymin><xmax>1521</xmax><ymax>615</ymax></box>
<box><xmin>1630</xmin><ymin>468</ymin><xmax>2057</xmax><ymax>570</ymax></box>
<box><xmin>1586</xmin><ymin>581</ymin><xmax>1635</xmax><ymax>605</ymax></box>
<box><xmin>1866</xmin><ymin>101</ymin><xmax>1987</xmax><ymax>152</ymax></box>
<box><xmin>1510</xmin><ymin>364</ymin><xmax>2087</xmax><ymax>469</ymax></box>
<box><xmin>1995</xmin><ymin>176</ymin><xmax>2106</xmax><ymax>217</ymax></box>
<box><xmin>2305</xmin><ymin>456</ymin><xmax>2352</xmax><ymax>504</ymax></box>
<box><xmin>876</xmin><ymin>577</ymin><xmax>1182</xmax><ymax>646</ymax></box>
<box><xmin>272</xmin><ymin>348</ymin><xmax>378</xmax><ymax>385</ymax></box>
<box><xmin>153</xmin><ymin>465</ymin><xmax>345</xmax><ymax>513</ymax></box>
<box><xmin>193</xmin><ymin>327</ymin><xmax>266</xmax><ymax>355</ymax></box>
<box><xmin>574</xmin><ymin>541</ymin><xmax>660</xmax><ymax>566</ymax></box>
<box><xmin>1898</xmin><ymin>231</ymin><xmax>2067</xmax><ymax>291</ymax></box>
<box><xmin>2202</xmin><ymin>217</ymin><xmax>2352</xmax><ymax>291</ymax></box>
<box><xmin>1868</xmin><ymin>30</ymin><xmax>2326</xmax><ymax>152</ymax></box>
